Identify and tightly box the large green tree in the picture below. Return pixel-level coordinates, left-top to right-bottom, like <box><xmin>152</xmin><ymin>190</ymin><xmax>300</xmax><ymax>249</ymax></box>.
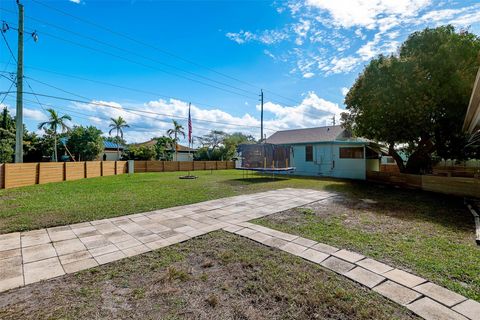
<box><xmin>194</xmin><ymin>131</ymin><xmax>254</xmax><ymax>160</ymax></box>
<box><xmin>66</xmin><ymin>126</ymin><xmax>104</xmax><ymax>161</ymax></box>
<box><xmin>38</xmin><ymin>109</ymin><xmax>72</xmax><ymax>162</ymax></box>
<box><xmin>154</xmin><ymin>136</ymin><xmax>175</xmax><ymax>160</ymax></box>
<box><xmin>343</xmin><ymin>26</ymin><xmax>480</xmax><ymax>173</ymax></box>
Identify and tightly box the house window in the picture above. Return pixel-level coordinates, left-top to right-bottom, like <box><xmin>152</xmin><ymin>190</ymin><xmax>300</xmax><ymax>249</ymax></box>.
<box><xmin>339</xmin><ymin>147</ymin><xmax>364</xmax><ymax>159</ymax></box>
<box><xmin>305</xmin><ymin>145</ymin><xmax>313</xmax><ymax>162</ymax></box>
<box><xmin>385</xmin><ymin>157</ymin><xmax>395</xmax><ymax>164</ymax></box>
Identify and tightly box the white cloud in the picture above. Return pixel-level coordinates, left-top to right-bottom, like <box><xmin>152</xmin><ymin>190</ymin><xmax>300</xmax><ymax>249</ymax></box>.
<box><xmin>341</xmin><ymin>87</ymin><xmax>349</xmax><ymax>96</ymax></box>
<box><xmin>305</xmin><ymin>0</ymin><xmax>431</xmax><ymax>29</ymax></box>
<box><xmin>24</xmin><ymin>108</ymin><xmax>47</xmax><ymax>121</ymax></box>
<box><xmin>255</xmin><ymin>91</ymin><xmax>345</xmax><ymax>130</ymax></box>
<box><xmin>29</xmin><ymin>91</ymin><xmax>344</xmax><ymax>143</ymax></box>
<box><xmin>293</xmin><ymin>19</ymin><xmax>311</xmax><ymax>45</ymax></box>
<box><xmin>354</xmin><ymin>28</ymin><xmax>367</xmax><ymax>40</ymax></box>
<box><xmin>69</xmin><ymin>0</ymin><xmax>81</xmax><ymax>3</ymax></box>
<box><xmin>303</xmin><ymin>72</ymin><xmax>315</xmax><ymax>78</ymax></box>
<box><xmin>263</xmin><ymin>49</ymin><xmax>276</xmax><ymax>59</ymax></box>
<box><xmin>226</xmin><ymin>0</ymin><xmax>480</xmax><ymax>79</ymax></box>
<box><xmin>325</xmin><ymin>56</ymin><xmax>360</xmax><ymax>74</ymax></box>
<box><xmin>226</xmin><ymin>29</ymin><xmax>289</xmax><ymax>45</ymax></box>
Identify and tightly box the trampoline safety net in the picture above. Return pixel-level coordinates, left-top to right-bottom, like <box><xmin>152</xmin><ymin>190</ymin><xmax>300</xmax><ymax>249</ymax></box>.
<box><xmin>237</xmin><ymin>144</ymin><xmax>291</xmax><ymax>169</ymax></box>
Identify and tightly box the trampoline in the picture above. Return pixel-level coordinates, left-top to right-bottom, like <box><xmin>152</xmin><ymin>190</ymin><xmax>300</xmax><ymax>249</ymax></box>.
<box><xmin>236</xmin><ymin>143</ymin><xmax>295</xmax><ymax>179</ymax></box>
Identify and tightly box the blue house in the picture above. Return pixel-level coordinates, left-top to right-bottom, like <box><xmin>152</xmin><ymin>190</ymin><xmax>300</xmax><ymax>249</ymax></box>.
<box><xmin>266</xmin><ymin>125</ymin><xmax>380</xmax><ymax>180</ymax></box>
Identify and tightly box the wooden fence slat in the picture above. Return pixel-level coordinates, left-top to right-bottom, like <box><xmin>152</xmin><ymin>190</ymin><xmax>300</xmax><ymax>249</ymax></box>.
<box><xmin>205</xmin><ymin>161</ymin><xmax>216</xmax><ymax>170</ymax></box>
<box><xmin>4</xmin><ymin>163</ymin><xmax>38</xmax><ymax>188</ymax></box>
<box><xmin>367</xmin><ymin>170</ymin><xmax>479</xmax><ymax>197</ymax></box>
<box><xmin>65</xmin><ymin>162</ymin><xmax>86</xmax><ymax>181</ymax></box>
<box><xmin>116</xmin><ymin>161</ymin><xmax>128</xmax><ymax>174</ymax></box>
<box><xmin>102</xmin><ymin>161</ymin><xmax>116</xmax><ymax>176</ymax></box>
<box><xmin>179</xmin><ymin>161</ymin><xmax>194</xmax><ymax>171</ymax></box>
<box><xmin>86</xmin><ymin>161</ymin><xmax>101</xmax><ymax>178</ymax></box>
<box><xmin>38</xmin><ymin>163</ymin><xmax>64</xmax><ymax>184</ymax></box>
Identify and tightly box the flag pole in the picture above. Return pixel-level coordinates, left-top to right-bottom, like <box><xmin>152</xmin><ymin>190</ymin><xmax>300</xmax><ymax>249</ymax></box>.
<box><xmin>188</xmin><ymin>102</ymin><xmax>192</xmax><ymax>176</ymax></box>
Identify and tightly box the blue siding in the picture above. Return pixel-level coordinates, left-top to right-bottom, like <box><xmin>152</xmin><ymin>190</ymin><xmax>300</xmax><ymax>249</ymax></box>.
<box><xmin>287</xmin><ymin>143</ymin><xmax>366</xmax><ymax>180</ymax></box>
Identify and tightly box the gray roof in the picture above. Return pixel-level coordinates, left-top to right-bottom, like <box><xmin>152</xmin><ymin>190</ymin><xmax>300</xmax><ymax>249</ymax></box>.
<box><xmin>266</xmin><ymin>125</ymin><xmax>348</xmax><ymax>145</ymax></box>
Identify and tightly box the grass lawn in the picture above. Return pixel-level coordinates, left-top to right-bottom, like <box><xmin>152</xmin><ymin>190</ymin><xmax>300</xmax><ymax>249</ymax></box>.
<box><xmin>255</xmin><ymin>185</ymin><xmax>480</xmax><ymax>301</ymax></box>
<box><xmin>1</xmin><ymin>169</ymin><xmax>478</xmax><ymax>302</ymax></box>
<box><xmin>0</xmin><ymin>170</ymin><xmax>347</xmax><ymax>234</ymax></box>
<box><xmin>0</xmin><ymin>232</ymin><xmax>418</xmax><ymax>320</ymax></box>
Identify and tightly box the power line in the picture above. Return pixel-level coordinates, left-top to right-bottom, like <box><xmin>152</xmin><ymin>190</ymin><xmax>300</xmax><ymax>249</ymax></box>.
<box><xmin>1</xmin><ymin>26</ymin><xmax>48</xmax><ymax>113</ymax></box>
<box><xmin>2</xmin><ymin>20</ymin><xmax>258</xmax><ymax>101</ymax></box>
<box><xmin>25</xmin><ymin>0</ymin><xmax>306</xmax><ymax>107</ymax></box>
<box><xmin>2</xmin><ymin>67</ymin><xmax>329</xmax><ymax>123</ymax></box>
<box><xmin>19</xmin><ymin>90</ymin><xmax>275</xmax><ymax>131</ymax></box>
<box><xmin>21</xmin><ymin>81</ymin><xmax>271</xmax><ymax>131</ymax></box>
<box><xmin>2</xmin><ymin>93</ymin><xmax>258</xmax><ymax>137</ymax></box>
<box><xmin>0</xmin><ymin>31</ymin><xmax>17</xmax><ymax>63</ymax></box>
<box><xmin>0</xmin><ymin>66</ymin><xmax>221</xmax><ymax>110</ymax></box>
<box><xmin>0</xmin><ymin>81</ymin><xmax>14</xmax><ymax>104</ymax></box>
<box><xmin>0</xmin><ymin>9</ymin><xmax>259</xmax><ymax>98</ymax></box>
<box><xmin>2</xmin><ymin>11</ymin><xmax>321</xmax><ymax>119</ymax></box>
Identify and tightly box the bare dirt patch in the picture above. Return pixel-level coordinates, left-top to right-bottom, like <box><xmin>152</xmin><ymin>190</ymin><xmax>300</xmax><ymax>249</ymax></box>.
<box><xmin>0</xmin><ymin>232</ymin><xmax>418</xmax><ymax>320</ymax></box>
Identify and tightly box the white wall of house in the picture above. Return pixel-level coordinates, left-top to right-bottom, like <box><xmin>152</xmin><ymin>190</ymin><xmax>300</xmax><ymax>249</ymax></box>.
<box><xmin>174</xmin><ymin>152</ymin><xmax>194</xmax><ymax>162</ymax></box>
<box><xmin>103</xmin><ymin>151</ymin><xmax>121</xmax><ymax>161</ymax></box>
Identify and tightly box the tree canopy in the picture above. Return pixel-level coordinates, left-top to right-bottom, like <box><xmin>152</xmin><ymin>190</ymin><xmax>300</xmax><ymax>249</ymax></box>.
<box><xmin>343</xmin><ymin>26</ymin><xmax>480</xmax><ymax>173</ymax></box>
<box><xmin>124</xmin><ymin>145</ymin><xmax>157</xmax><ymax>160</ymax></box>
<box><xmin>38</xmin><ymin>109</ymin><xmax>72</xmax><ymax>162</ymax></box>
<box><xmin>195</xmin><ymin>131</ymin><xmax>255</xmax><ymax>161</ymax></box>
<box><xmin>67</xmin><ymin>126</ymin><xmax>104</xmax><ymax>161</ymax></box>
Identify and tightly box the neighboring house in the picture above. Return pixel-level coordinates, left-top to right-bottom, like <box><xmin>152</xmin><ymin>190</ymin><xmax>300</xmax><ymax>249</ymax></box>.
<box><xmin>136</xmin><ymin>139</ymin><xmax>197</xmax><ymax>161</ymax></box>
<box><xmin>266</xmin><ymin>125</ymin><xmax>382</xmax><ymax>180</ymax></box>
<box><xmin>172</xmin><ymin>144</ymin><xmax>196</xmax><ymax>161</ymax></box>
<box><xmin>102</xmin><ymin>141</ymin><xmax>124</xmax><ymax>161</ymax></box>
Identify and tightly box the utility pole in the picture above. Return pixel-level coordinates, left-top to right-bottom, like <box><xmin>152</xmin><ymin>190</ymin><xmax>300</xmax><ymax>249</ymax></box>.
<box><xmin>260</xmin><ymin>89</ymin><xmax>264</xmax><ymax>143</ymax></box>
<box><xmin>332</xmin><ymin>114</ymin><xmax>336</xmax><ymax>126</ymax></box>
<box><xmin>14</xmin><ymin>1</ymin><xmax>24</xmax><ymax>163</ymax></box>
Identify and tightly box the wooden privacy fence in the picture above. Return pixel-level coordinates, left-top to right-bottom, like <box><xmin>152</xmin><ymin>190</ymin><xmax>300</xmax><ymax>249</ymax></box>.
<box><xmin>367</xmin><ymin>171</ymin><xmax>480</xmax><ymax>198</ymax></box>
<box><xmin>133</xmin><ymin>161</ymin><xmax>234</xmax><ymax>173</ymax></box>
<box><xmin>0</xmin><ymin>161</ymin><xmax>235</xmax><ymax>189</ymax></box>
<box><xmin>0</xmin><ymin>161</ymin><xmax>128</xmax><ymax>189</ymax></box>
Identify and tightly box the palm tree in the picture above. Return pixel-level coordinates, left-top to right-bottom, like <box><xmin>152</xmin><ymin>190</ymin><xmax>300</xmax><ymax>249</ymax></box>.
<box><xmin>167</xmin><ymin>120</ymin><xmax>185</xmax><ymax>161</ymax></box>
<box><xmin>38</xmin><ymin>109</ymin><xmax>71</xmax><ymax>162</ymax></box>
<box><xmin>108</xmin><ymin>116</ymin><xmax>129</xmax><ymax>160</ymax></box>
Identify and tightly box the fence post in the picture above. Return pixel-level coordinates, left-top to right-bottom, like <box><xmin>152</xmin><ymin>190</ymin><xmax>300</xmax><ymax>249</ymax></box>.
<box><xmin>128</xmin><ymin>160</ymin><xmax>134</xmax><ymax>174</ymax></box>
<box><xmin>36</xmin><ymin>163</ymin><xmax>40</xmax><ymax>185</ymax></box>
<box><xmin>63</xmin><ymin>162</ymin><xmax>67</xmax><ymax>181</ymax></box>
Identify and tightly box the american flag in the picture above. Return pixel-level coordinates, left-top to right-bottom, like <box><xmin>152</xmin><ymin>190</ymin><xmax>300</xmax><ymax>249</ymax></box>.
<box><xmin>188</xmin><ymin>102</ymin><xmax>192</xmax><ymax>145</ymax></box>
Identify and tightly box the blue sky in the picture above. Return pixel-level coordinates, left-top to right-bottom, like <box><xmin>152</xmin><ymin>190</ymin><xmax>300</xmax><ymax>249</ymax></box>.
<box><xmin>1</xmin><ymin>0</ymin><xmax>480</xmax><ymax>144</ymax></box>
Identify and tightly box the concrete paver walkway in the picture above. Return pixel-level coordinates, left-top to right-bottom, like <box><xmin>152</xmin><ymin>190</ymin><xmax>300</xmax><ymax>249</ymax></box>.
<box><xmin>0</xmin><ymin>188</ymin><xmax>478</xmax><ymax>320</ymax></box>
